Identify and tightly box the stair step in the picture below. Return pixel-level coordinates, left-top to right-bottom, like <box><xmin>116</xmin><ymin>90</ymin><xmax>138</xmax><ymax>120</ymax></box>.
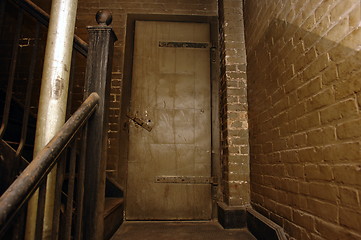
<box><xmin>110</xmin><ymin>222</ymin><xmax>257</xmax><ymax>240</ymax></box>
<box><xmin>104</xmin><ymin>197</ymin><xmax>124</xmax><ymax>240</ymax></box>
<box><xmin>104</xmin><ymin>197</ymin><xmax>124</xmax><ymax>217</ymax></box>
<box><xmin>105</xmin><ymin>177</ymin><xmax>124</xmax><ymax>198</ymax></box>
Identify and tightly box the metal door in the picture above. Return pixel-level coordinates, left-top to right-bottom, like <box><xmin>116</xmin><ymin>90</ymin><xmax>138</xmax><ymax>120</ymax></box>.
<box><xmin>126</xmin><ymin>21</ymin><xmax>212</xmax><ymax>220</ymax></box>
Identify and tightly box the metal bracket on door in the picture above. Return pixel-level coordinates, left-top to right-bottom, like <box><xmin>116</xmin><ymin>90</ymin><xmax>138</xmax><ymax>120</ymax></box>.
<box><xmin>159</xmin><ymin>41</ymin><xmax>209</xmax><ymax>48</ymax></box>
<box><xmin>127</xmin><ymin>113</ymin><xmax>152</xmax><ymax>132</ymax></box>
<box><xmin>155</xmin><ymin>176</ymin><xmax>218</xmax><ymax>185</ymax></box>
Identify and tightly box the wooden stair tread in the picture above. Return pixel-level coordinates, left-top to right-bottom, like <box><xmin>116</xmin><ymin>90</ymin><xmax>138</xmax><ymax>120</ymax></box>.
<box><xmin>104</xmin><ymin>197</ymin><xmax>124</xmax><ymax>217</ymax></box>
<box><xmin>104</xmin><ymin>197</ymin><xmax>124</xmax><ymax>240</ymax></box>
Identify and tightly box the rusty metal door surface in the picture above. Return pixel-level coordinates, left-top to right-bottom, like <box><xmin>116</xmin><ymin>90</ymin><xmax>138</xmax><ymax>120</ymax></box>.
<box><xmin>126</xmin><ymin>21</ymin><xmax>212</xmax><ymax>220</ymax></box>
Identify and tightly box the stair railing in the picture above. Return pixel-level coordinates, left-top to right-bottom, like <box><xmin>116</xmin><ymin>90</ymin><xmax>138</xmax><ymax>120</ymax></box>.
<box><xmin>0</xmin><ymin>1</ymin><xmax>117</xmax><ymax>239</ymax></box>
<box><xmin>10</xmin><ymin>0</ymin><xmax>88</xmax><ymax>55</ymax></box>
<box><xmin>0</xmin><ymin>0</ymin><xmax>89</xmax><ymax>193</ymax></box>
<box><xmin>0</xmin><ymin>92</ymin><xmax>99</xmax><ymax>239</ymax></box>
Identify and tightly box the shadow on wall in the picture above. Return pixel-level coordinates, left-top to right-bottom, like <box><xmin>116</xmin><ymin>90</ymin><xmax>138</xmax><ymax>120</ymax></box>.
<box><xmin>247</xmin><ymin>18</ymin><xmax>361</xmax><ymax>240</ymax></box>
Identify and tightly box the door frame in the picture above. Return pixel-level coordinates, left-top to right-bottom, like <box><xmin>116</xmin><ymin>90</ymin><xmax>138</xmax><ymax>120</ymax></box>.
<box><xmin>119</xmin><ymin>14</ymin><xmax>220</xmax><ymax>220</ymax></box>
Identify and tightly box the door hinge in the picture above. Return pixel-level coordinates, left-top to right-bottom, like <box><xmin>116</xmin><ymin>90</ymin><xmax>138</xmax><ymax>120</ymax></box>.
<box><xmin>159</xmin><ymin>41</ymin><xmax>209</xmax><ymax>48</ymax></box>
<box><xmin>155</xmin><ymin>176</ymin><xmax>218</xmax><ymax>185</ymax></box>
<box><xmin>210</xmin><ymin>47</ymin><xmax>217</xmax><ymax>63</ymax></box>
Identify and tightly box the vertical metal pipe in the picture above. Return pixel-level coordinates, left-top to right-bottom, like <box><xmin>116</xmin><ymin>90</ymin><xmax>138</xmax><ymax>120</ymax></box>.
<box><xmin>25</xmin><ymin>0</ymin><xmax>78</xmax><ymax>239</ymax></box>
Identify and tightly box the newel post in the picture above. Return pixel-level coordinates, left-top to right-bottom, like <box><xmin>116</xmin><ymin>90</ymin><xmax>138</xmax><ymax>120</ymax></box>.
<box><xmin>83</xmin><ymin>10</ymin><xmax>117</xmax><ymax>240</ymax></box>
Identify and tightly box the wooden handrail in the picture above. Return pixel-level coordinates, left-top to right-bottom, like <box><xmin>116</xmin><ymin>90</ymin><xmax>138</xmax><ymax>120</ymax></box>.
<box><xmin>10</xmin><ymin>0</ymin><xmax>88</xmax><ymax>56</ymax></box>
<box><xmin>0</xmin><ymin>92</ymin><xmax>99</xmax><ymax>236</ymax></box>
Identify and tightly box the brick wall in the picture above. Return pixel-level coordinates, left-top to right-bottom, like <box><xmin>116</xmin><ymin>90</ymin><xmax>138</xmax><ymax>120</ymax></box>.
<box><xmin>218</xmin><ymin>0</ymin><xmax>250</xmax><ymax>206</ymax></box>
<box><xmin>75</xmin><ymin>0</ymin><xmax>218</xmax><ymax>179</ymax></box>
<box><xmin>244</xmin><ymin>0</ymin><xmax>361</xmax><ymax>239</ymax></box>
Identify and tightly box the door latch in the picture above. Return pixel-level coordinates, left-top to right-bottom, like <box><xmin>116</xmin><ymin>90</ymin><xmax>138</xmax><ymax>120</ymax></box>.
<box><xmin>127</xmin><ymin>113</ymin><xmax>153</xmax><ymax>132</ymax></box>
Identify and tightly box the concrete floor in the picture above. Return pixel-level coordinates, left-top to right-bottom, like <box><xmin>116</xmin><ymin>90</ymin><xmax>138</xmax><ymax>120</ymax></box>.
<box><xmin>110</xmin><ymin>221</ymin><xmax>257</xmax><ymax>240</ymax></box>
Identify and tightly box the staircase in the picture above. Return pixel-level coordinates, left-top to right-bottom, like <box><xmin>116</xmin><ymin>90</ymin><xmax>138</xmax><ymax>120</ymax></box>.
<box><xmin>104</xmin><ymin>177</ymin><xmax>124</xmax><ymax>240</ymax></box>
<box><xmin>0</xmin><ymin>0</ymin><xmax>124</xmax><ymax>239</ymax></box>
<box><xmin>0</xmin><ymin>91</ymin><xmax>124</xmax><ymax>239</ymax></box>
<box><xmin>0</xmin><ymin>70</ymin><xmax>35</xmax><ymax>196</ymax></box>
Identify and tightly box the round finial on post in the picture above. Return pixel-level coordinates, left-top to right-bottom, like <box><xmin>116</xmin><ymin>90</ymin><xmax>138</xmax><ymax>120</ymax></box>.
<box><xmin>96</xmin><ymin>10</ymin><xmax>112</xmax><ymax>26</ymax></box>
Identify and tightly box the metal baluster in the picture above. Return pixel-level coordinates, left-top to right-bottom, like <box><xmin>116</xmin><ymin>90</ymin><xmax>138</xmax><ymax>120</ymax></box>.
<box><xmin>0</xmin><ymin>0</ymin><xmax>5</xmax><ymax>37</ymax></box>
<box><xmin>16</xmin><ymin>21</ymin><xmax>40</xmax><ymax>159</ymax></box>
<box><xmin>10</xmin><ymin>205</ymin><xmax>26</xmax><ymax>240</ymax></box>
<box><xmin>74</xmin><ymin>127</ymin><xmax>87</xmax><ymax>240</ymax></box>
<box><xmin>0</xmin><ymin>8</ymin><xmax>23</xmax><ymax>138</ymax></box>
<box><xmin>66</xmin><ymin>50</ymin><xmax>76</xmax><ymax>119</ymax></box>
<box><xmin>51</xmin><ymin>153</ymin><xmax>66</xmax><ymax>240</ymax></box>
<box><xmin>34</xmin><ymin>179</ymin><xmax>47</xmax><ymax>240</ymax></box>
<box><xmin>64</xmin><ymin>140</ymin><xmax>77</xmax><ymax>240</ymax></box>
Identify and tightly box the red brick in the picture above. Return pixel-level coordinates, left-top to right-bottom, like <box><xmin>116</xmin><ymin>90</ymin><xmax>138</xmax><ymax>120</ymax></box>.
<box><xmin>336</xmin><ymin>118</ymin><xmax>361</xmax><ymax>139</ymax></box>
<box><xmin>297</xmin><ymin>77</ymin><xmax>321</xmax><ymax>100</ymax></box>
<box><xmin>309</xmin><ymin>182</ymin><xmax>338</xmax><ymax>203</ymax></box>
<box><xmin>304</xmin><ymin>164</ymin><xmax>333</xmax><ymax>181</ymax></box>
<box><xmin>298</xmin><ymin>147</ymin><xmax>323</xmax><ymax>163</ymax></box>
<box><xmin>306</xmin><ymin>88</ymin><xmax>334</xmax><ymax>111</ymax></box>
<box><xmin>339</xmin><ymin>187</ymin><xmax>360</xmax><ymax>209</ymax></box>
<box><xmin>315</xmin><ymin>218</ymin><xmax>361</xmax><ymax>240</ymax></box>
<box><xmin>292</xmin><ymin>210</ymin><xmax>314</xmax><ymax>230</ymax></box>
<box><xmin>296</xmin><ymin>112</ymin><xmax>320</xmax><ymax>131</ymax></box>
<box><xmin>333</xmin><ymin>164</ymin><xmax>361</xmax><ymax>186</ymax></box>
<box><xmin>306</xmin><ymin>126</ymin><xmax>336</xmax><ymax>146</ymax></box>
<box><xmin>323</xmin><ymin>142</ymin><xmax>361</xmax><ymax>162</ymax></box>
<box><xmin>307</xmin><ymin>198</ymin><xmax>338</xmax><ymax>222</ymax></box>
<box><xmin>339</xmin><ymin>207</ymin><xmax>361</xmax><ymax>232</ymax></box>
<box><xmin>320</xmin><ymin>99</ymin><xmax>358</xmax><ymax>124</ymax></box>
